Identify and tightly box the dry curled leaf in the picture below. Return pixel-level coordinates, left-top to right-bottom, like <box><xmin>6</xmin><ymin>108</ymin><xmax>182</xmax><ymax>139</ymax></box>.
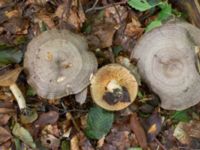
<box><xmin>124</xmin><ymin>18</ymin><xmax>144</xmax><ymax>38</ymax></box>
<box><xmin>35</xmin><ymin>10</ymin><xmax>55</xmax><ymax>29</ymax></box>
<box><xmin>104</xmin><ymin>6</ymin><xmax>128</xmax><ymax>24</ymax></box>
<box><xmin>173</xmin><ymin>120</ymin><xmax>200</xmax><ymax>145</ymax></box>
<box><xmin>55</xmin><ymin>1</ymin><xmax>86</xmax><ymax>31</ymax></box>
<box><xmin>87</xmin><ymin>23</ymin><xmax>117</xmax><ymax>49</ymax></box>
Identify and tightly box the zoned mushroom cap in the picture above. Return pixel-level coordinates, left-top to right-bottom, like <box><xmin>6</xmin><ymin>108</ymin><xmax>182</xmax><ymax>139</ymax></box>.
<box><xmin>0</xmin><ymin>67</ymin><xmax>22</xmax><ymax>87</ymax></box>
<box><xmin>24</xmin><ymin>29</ymin><xmax>97</xmax><ymax>99</ymax></box>
<box><xmin>131</xmin><ymin>21</ymin><xmax>200</xmax><ymax>110</ymax></box>
<box><xmin>90</xmin><ymin>64</ymin><xmax>138</xmax><ymax>111</ymax></box>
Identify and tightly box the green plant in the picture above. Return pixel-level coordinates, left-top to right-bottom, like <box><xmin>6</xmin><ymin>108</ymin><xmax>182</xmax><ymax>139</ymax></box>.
<box><xmin>128</xmin><ymin>0</ymin><xmax>179</xmax><ymax>32</ymax></box>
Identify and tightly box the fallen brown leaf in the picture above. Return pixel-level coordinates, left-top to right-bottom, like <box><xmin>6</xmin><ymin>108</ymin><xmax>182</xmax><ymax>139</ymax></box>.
<box><xmin>34</xmin><ymin>111</ymin><xmax>59</xmax><ymax>127</ymax></box>
<box><xmin>33</xmin><ymin>111</ymin><xmax>59</xmax><ymax>137</ymax></box>
<box><xmin>0</xmin><ymin>126</ymin><xmax>12</xmax><ymax>145</ymax></box>
<box><xmin>41</xmin><ymin>134</ymin><xmax>60</xmax><ymax>150</ymax></box>
<box><xmin>130</xmin><ymin>113</ymin><xmax>148</xmax><ymax>149</ymax></box>
<box><xmin>55</xmin><ymin>1</ymin><xmax>86</xmax><ymax>31</ymax></box>
<box><xmin>71</xmin><ymin>134</ymin><xmax>80</xmax><ymax>150</ymax></box>
<box><xmin>104</xmin><ymin>6</ymin><xmax>128</xmax><ymax>24</ymax></box>
<box><xmin>173</xmin><ymin>120</ymin><xmax>200</xmax><ymax>146</ymax></box>
<box><xmin>0</xmin><ymin>114</ymin><xmax>10</xmax><ymax>125</ymax></box>
<box><xmin>124</xmin><ymin>18</ymin><xmax>144</xmax><ymax>38</ymax></box>
<box><xmin>87</xmin><ymin>22</ymin><xmax>117</xmax><ymax>49</ymax></box>
<box><xmin>77</xmin><ymin>132</ymin><xmax>94</xmax><ymax>150</ymax></box>
<box><xmin>35</xmin><ymin>9</ymin><xmax>55</xmax><ymax>29</ymax></box>
<box><xmin>3</xmin><ymin>17</ymin><xmax>29</xmax><ymax>34</ymax></box>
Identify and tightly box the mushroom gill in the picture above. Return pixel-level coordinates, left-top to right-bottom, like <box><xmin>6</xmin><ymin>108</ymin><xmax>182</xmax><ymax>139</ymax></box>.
<box><xmin>90</xmin><ymin>64</ymin><xmax>138</xmax><ymax>111</ymax></box>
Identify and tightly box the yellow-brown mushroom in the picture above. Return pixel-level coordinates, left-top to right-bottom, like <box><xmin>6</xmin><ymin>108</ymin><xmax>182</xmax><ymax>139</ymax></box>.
<box><xmin>90</xmin><ymin>64</ymin><xmax>138</xmax><ymax>111</ymax></box>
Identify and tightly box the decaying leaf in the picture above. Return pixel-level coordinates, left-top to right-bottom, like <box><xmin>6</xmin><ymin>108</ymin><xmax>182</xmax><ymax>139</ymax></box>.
<box><xmin>0</xmin><ymin>126</ymin><xmax>12</xmax><ymax>144</ymax></box>
<box><xmin>34</xmin><ymin>111</ymin><xmax>59</xmax><ymax>128</ymax></box>
<box><xmin>87</xmin><ymin>22</ymin><xmax>117</xmax><ymax>49</ymax></box>
<box><xmin>145</xmin><ymin>112</ymin><xmax>162</xmax><ymax>142</ymax></box>
<box><xmin>55</xmin><ymin>0</ymin><xmax>86</xmax><ymax>31</ymax></box>
<box><xmin>35</xmin><ymin>10</ymin><xmax>55</xmax><ymax>29</ymax></box>
<box><xmin>104</xmin><ymin>6</ymin><xmax>128</xmax><ymax>24</ymax></box>
<box><xmin>173</xmin><ymin>120</ymin><xmax>200</xmax><ymax>145</ymax></box>
<box><xmin>130</xmin><ymin>113</ymin><xmax>147</xmax><ymax>149</ymax></box>
<box><xmin>41</xmin><ymin>134</ymin><xmax>60</xmax><ymax>150</ymax></box>
<box><xmin>20</xmin><ymin>109</ymin><xmax>38</xmax><ymax>124</ymax></box>
<box><xmin>76</xmin><ymin>132</ymin><xmax>94</xmax><ymax>150</ymax></box>
<box><xmin>124</xmin><ymin>18</ymin><xmax>144</xmax><ymax>38</ymax></box>
<box><xmin>12</xmin><ymin>122</ymin><xmax>36</xmax><ymax>149</ymax></box>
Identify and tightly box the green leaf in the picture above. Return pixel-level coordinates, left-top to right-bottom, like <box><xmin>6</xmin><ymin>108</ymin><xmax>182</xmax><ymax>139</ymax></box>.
<box><xmin>85</xmin><ymin>106</ymin><xmax>114</xmax><ymax>139</ymax></box>
<box><xmin>128</xmin><ymin>0</ymin><xmax>161</xmax><ymax>12</ymax></box>
<box><xmin>145</xmin><ymin>19</ymin><xmax>162</xmax><ymax>32</ymax></box>
<box><xmin>14</xmin><ymin>138</ymin><xmax>21</xmax><ymax>150</ymax></box>
<box><xmin>26</xmin><ymin>86</ymin><xmax>37</xmax><ymax>96</ymax></box>
<box><xmin>12</xmin><ymin>123</ymin><xmax>36</xmax><ymax>149</ymax></box>
<box><xmin>157</xmin><ymin>3</ymin><xmax>172</xmax><ymax>21</ymax></box>
<box><xmin>171</xmin><ymin>110</ymin><xmax>191</xmax><ymax>122</ymax></box>
<box><xmin>14</xmin><ymin>36</ymin><xmax>27</xmax><ymax>45</ymax></box>
<box><xmin>61</xmin><ymin>140</ymin><xmax>70</xmax><ymax>150</ymax></box>
<box><xmin>20</xmin><ymin>109</ymin><xmax>38</xmax><ymax>124</ymax></box>
<box><xmin>112</xmin><ymin>45</ymin><xmax>123</xmax><ymax>56</ymax></box>
<box><xmin>0</xmin><ymin>49</ymin><xmax>23</xmax><ymax>66</ymax></box>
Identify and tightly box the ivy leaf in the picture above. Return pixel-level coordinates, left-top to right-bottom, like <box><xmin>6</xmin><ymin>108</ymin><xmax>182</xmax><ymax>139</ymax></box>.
<box><xmin>85</xmin><ymin>106</ymin><xmax>114</xmax><ymax>139</ymax></box>
<box><xmin>128</xmin><ymin>0</ymin><xmax>152</xmax><ymax>11</ymax></box>
<box><xmin>128</xmin><ymin>0</ymin><xmax>161</xmax><ymax>12</ymax></box>
<box><xmin>145</xmin><ymin>19</ymin><xmax>162</xmax><ymax>32</ymax></box>
<box><xmin>171</xmin><ymin>110</ymin><xmax>191</xmax><ymax>122</ymax></box>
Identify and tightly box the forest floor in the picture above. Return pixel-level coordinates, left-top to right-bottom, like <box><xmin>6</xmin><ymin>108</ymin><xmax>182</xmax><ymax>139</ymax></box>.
<box><xmin>0</xmin><ymin>0</ymin><xmax>199</xmax><ymax>150</ymax></box>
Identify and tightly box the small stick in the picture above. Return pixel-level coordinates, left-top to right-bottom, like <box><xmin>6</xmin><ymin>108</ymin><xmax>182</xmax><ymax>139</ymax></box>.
<box><xmin>85</xmin><ymin>0</ymin><xmax>127</xmax><ymax>13</ymax></box>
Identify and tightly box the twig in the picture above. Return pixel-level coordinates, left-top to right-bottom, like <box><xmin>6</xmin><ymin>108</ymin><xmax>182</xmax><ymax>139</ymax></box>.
<box><xmin>112</xmin><ymin>1</ymin><xmax>122</xmax><ymax>23</ymax></box>
<box><xmin>85</xmin><ymin>0</ymin><xmax>99</xmax><ymax>13</ymax></box>
<box><xmin>85</xmin><ymin>0</ymin><xmax>127</xmax><ymax>13</ymax></box>
<box><xmin>155</xmin><ymin>138</ymin><xmax>167</xmax><ymax>150</ymax></box>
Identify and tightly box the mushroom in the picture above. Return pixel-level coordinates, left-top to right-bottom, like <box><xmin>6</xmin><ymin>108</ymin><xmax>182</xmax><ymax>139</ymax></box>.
<box><xmin>24</xmin><ymin>29</ymin><xmax>97</xmax><ymax>100</ymax></box>
<box><xmin>90</xmin><ymin>64</ymin><xmax>138</xmax><ymax>111</ymax></box>
<box><xmin>131</xmin><ymin>20</ymin><xmax>200</xmax><ymax>110</ymax></box>
<box><xmin>0</xmin><ymin>67</ymin><xmax>26</xmax><ymax>110</ymax></box>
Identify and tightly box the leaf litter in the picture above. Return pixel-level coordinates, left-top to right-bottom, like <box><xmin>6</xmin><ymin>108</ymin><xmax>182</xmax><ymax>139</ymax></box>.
<box><xmin>0</xmin><ymin>0</ymin><xmax>199</xmax><ymax>149</ymax></box>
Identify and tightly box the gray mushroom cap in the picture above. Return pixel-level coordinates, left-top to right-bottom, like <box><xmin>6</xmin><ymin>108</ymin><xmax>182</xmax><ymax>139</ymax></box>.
<box><xmin>131</xmin><ymin>20</ymin><xmax>200</xmax><ymax>110</ymax></box>
<box><xmin>24</xmin><ymin>29</ymin><xmax>97</xmax><ymax>99</ymax></box>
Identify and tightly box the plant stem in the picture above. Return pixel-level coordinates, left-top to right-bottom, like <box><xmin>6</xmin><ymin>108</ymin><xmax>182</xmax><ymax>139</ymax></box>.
<box><xmin>9</xmin><ymin>83</ymin><xmax>26</xmax><ymax>110</ymax></box>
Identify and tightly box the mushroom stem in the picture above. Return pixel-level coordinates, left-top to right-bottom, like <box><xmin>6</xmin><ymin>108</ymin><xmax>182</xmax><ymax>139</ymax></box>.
<box><xmin>9</xmin><ymin>83</ymin><xmax>26</xmax><ymax>110</ymax></box>
<box><xmin>107</xmin><ymin>80</ymin><xmax>122</xmax><ymax>92</ymax></box>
